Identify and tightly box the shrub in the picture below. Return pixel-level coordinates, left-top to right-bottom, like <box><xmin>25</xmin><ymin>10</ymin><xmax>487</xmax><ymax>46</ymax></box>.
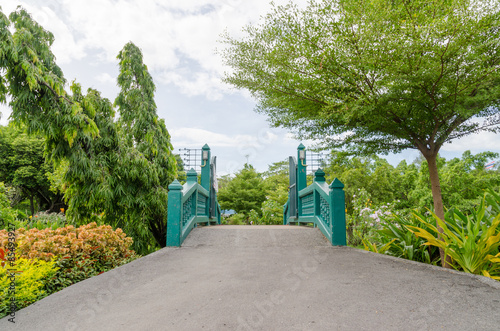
<box><xmin>261</xmin><ymin>200</ymin><xmax>284</xmax><ymax>225</ymax></box>
<box><xmin>0</xmin><ymin>222</ymin><xmax>138</xmax><ymax>291</ymax></box>
<box><xmin>11</xmin><ymin>211</ymin><xmax>69</xmax><ymax>231</ymax></box>
<box><xmin>248</xmin><ymin>209</ymin><xmax>260</xmax><ymax>225</ymax></box>
<box><xmin>408</xmin><ymin>197</ymin><xmax>500</xmax><ymax>280</ymax></box>
<box><xmin>347</xmin><ymin>188</ymin><xmax>393</xmax><ymax>246</ymax></box>
<box><xmin>375</xmin><ymin>212</ymin><xmax>441</xmax><ymax>264</ymax></box>
<box><xmin>0</xmin><ymin>253</ymin><xmax>59</xmax><ymax>319</ymax></box>
<box><xmin>228</xmin><ymin>213</ymin><xmax>246</xmax><ymax>225</ymax></box>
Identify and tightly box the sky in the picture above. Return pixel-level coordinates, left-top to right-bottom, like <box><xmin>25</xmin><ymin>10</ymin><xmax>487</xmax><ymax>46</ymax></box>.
<box><xmin>0</xmin><ymin>0</ymin><xmax>499</xmax><ymax>176</ymax></box>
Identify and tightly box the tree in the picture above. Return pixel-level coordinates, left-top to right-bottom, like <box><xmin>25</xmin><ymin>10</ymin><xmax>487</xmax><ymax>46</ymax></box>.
<box><xmin>218</xmin><ymin>164</ymin><xmax>267</xmax><ymax>218</ymax></box>
<box><xmin>261</xmin><ymin>160</ymin><xmax>289</xmax><ymax>224</ymax></box>
<box><xmin>412</xmin><ymin>151</ymin><xmax>500</xmax><ymax>213</ymax></box>
<box><xmin>0</xmin><ymin>125</ymin><xmax>64</xmax><ymax>215</ymax></box>
<box><xmin>113</xmin><ymin>42</ymin><xmax>177</xmax><ymax>248</ymax></box>
<box><xmin>221</xmin><ymin>0</ymin><xmax>500</xmax><ymax>266</ymax></box>
<box><xmin>324</xmin><ymin>153</ymin><xmax>404</xmax><ymax>213</ymax></box>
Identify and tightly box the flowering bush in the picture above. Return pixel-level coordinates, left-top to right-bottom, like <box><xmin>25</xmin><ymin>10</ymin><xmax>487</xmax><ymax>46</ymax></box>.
<box><xmin>347</xmin><ymin>188</ymin><xmax>394</xmax><ymax>246</ymax></box>
<box><xmin>0</xmin><ymin>223</ymin><xmax>138</xmax><ymax>292</ymax></box>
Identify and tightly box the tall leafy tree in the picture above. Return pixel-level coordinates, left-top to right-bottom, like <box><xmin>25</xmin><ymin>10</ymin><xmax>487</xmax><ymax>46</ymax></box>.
<box><xmin>60</xmin><ymin>44</ymin><xmax>178</xmax><ymax>252</ymax></box>
<box><xmin>221</xmin><ymin>0</ymin><xmax>500</xmax><ymax>266</ymax></box>
<box><xmin>218</xmin><ymin>164</ymin><xmax>267</xmax><ymax>217</ymax></box>
<box><xmin>113</xmin><ymin>42</ymin><xmax>177</xmax><ymax>248</ymax></box>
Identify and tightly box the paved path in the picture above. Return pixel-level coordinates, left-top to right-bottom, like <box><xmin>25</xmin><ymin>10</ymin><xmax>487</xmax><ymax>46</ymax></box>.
<box><xmin>1</xmin><ymin>225</ymin><xmax>500</xmax><ymax>330</ymax></box>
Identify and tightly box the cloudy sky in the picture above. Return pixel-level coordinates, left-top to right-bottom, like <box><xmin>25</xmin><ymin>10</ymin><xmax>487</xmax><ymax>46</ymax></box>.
<box><xmin>0</xmin><ymin>0</ymin><xmax>499</xmax><ymax>175</ymax></box>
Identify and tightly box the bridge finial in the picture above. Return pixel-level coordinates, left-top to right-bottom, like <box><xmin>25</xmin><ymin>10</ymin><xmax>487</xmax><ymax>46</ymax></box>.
<box><xmin>187</xmin><ymin>168</ymin><xmax>198</xmax><ymax>183</ymax></box>
<box><xmin>314</xmin><ymin>168</ymin><xmax>326</xmax><ymax>182</ymax></box>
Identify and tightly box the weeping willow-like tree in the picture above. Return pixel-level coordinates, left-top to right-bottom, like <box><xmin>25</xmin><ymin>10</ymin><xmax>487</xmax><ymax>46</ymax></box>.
<box><xmin>220</xmin><ymin>0</ymin><xmax>500</xmax><ymax>266</ymax></box>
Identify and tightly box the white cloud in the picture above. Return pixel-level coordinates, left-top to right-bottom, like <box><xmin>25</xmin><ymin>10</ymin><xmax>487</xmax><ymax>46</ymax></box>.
<box><xmin>2</xmin><ymin>0</ymin><xmax>300</xmax><ymax>100</ymax></box>
<box><xmin>170</xmin><ymin>127</ymin><xmax>255</xmax><ymax>147</ymax></box>
<box><xmin>0</xmin><ymin>104</ymin><xmax>12</xmax><ymax>126</ymax></box>
<box><xmin>442</xmin><ymin>131</ymin><xmax>500</xmax><ymax>153</ymax></box>
<box><xmin>95</xmin><ymin>72</ymin><xmax>115</xmax><ymax>85</ymax></box>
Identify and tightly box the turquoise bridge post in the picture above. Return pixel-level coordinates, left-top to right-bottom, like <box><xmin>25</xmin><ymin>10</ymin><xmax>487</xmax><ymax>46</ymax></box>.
<box><xmin>166</xmin><ymin>144</ymin><xmax>221</xmax><ymax>247</ymax></box>
<box><xmin>283</xmin><ymin>144</ymin><xmax>347</xmax><ymax>246</ymax></box>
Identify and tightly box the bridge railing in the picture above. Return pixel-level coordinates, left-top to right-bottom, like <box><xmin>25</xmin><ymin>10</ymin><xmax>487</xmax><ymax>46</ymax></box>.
<box><xmin>166</xmin><ymin>144</ymin><xmax>220</xmax><ymax>247</ymax></box>
<box><xmin>284</xmin><ymin>145</ymin><xmax>346</xmax><ymax>246</ymax></box>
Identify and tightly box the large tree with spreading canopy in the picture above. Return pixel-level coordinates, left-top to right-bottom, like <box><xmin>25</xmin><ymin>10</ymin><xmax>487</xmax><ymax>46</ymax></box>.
<box><xmin>220</xmin><ymin>0</ymin><xmax>500</xmax><ymax>265</ymax></box>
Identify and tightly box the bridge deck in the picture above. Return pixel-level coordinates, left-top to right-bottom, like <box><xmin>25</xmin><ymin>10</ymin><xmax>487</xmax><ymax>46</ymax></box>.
<box><xmin>2</xmin><ymin>225</ymin><xmax>499</xmax><ymax>330</ymax></box>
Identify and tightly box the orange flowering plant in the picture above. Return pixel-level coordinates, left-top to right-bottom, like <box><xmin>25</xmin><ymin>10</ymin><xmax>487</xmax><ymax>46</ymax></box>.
<box><xmin>0</xmin><ymin>222</ymin><xmax>138</xmax><ymax>292</ymax></box>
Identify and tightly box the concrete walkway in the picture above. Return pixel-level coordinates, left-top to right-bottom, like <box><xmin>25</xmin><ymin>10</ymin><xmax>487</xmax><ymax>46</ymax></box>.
<box><xmin>2</xmin><ymin>225</ymin><xmax>500</xmax><ymax>330</ymax></box>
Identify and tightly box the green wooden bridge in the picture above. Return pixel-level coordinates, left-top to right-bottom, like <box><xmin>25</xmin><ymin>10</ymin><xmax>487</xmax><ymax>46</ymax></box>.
<box><xmin>166</xmin><ymin>143</ymin><xmax>346</xmax><ymax>247</ymax></box>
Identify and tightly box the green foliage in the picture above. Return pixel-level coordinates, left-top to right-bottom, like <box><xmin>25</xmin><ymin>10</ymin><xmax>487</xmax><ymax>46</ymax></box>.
<box><xmin>376</xmin><ymin>212</ymin><xmax>440</xmax><ymax>264</ymax></box>
<box><xmin>347</xmin><ymin>188</ymin><xmax>379</xmax><ymax>246</ymax></box>
<box><xmin>0</xmin><ymin>183</ymin><xmax>16</xmax><ymax>226</ymax></box>
<box><xmin>361</xmin><ymin>238</ymin><xmax>395</xmax><ymax>255</ymax></box>
<box><xmin>218</xmin><ymin>164</ymin><xmax>267</xmax><ymax>220</ymax></box>
<box><xmin>62</xmin><ymin>44</ymin><xmax>177</xmax><ymax>254</ymax></box>
<box><xmin>260</xmin><ymin>200</ymin><xmax>285</xmax><ymax>225</ymax></box>
<box><xmin>112</xmin><ymin>42</ymin><xmax>177</xmax><ymax>249</ymax></box>
<box><xmin>439</xmin><ymin>152</ymin><xmax>500</xmax><ymax>213</ymax></box>
<box><xmin>227</xmin><ymin>213</ymin><xmax>246</xmax><ymax>225</ymax></box>
<box><xmin>248</xmin><ymin>209</ymin><xmax>260</xmax><ymax>225</ymax></box>
<box><xmin>324</xmin><ymin>150</ymin><xmax>499</xmax><ymax>217</ymax></box>
<box><xmin>485</xmin><ymin>188</ymin><xmax>500</xmax><ymax>215</ymax></box>
<box><xmin>408</xmin><ymin>199</ymin><xmax>500</xmax><ymax>280</ymax></box>
<box><xmin>0</xmin><ymin>256</ymin><xmax>59</xmax><ymax>319</ymax></box>
<box><xmin>11</xmin><ymin>211</ymin><xmax>69</xmax><ymax>231</ymax></box>
<box><xmin>0</xmin><ymin>125</ymin><xmax>65</xmax><ymax>216</ymax></box>
<box><xmin>261</xmin><ymin>160</ymin><xmax>289</xmax><ymax>224</ymax></box>
<box><xmin>1</xmin><ymin>8</ymin><xmax>98</xmax><ymax>161</ymax></box>
<box><xmin>325</xmin><ymin>153</ymin><xmax>412</xmax><ymax>214</ymax></box>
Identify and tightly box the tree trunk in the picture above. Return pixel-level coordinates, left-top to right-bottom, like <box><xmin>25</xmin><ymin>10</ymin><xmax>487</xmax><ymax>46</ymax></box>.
<box><xmin>149</xmin><ymin>219</ymin><xmax>166</xmax><ymax>248</ymax></box>
<box><xmin>425</xmin><ymin>153</ymin><xmax>452</xmax><ymax>269</ymax></box>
